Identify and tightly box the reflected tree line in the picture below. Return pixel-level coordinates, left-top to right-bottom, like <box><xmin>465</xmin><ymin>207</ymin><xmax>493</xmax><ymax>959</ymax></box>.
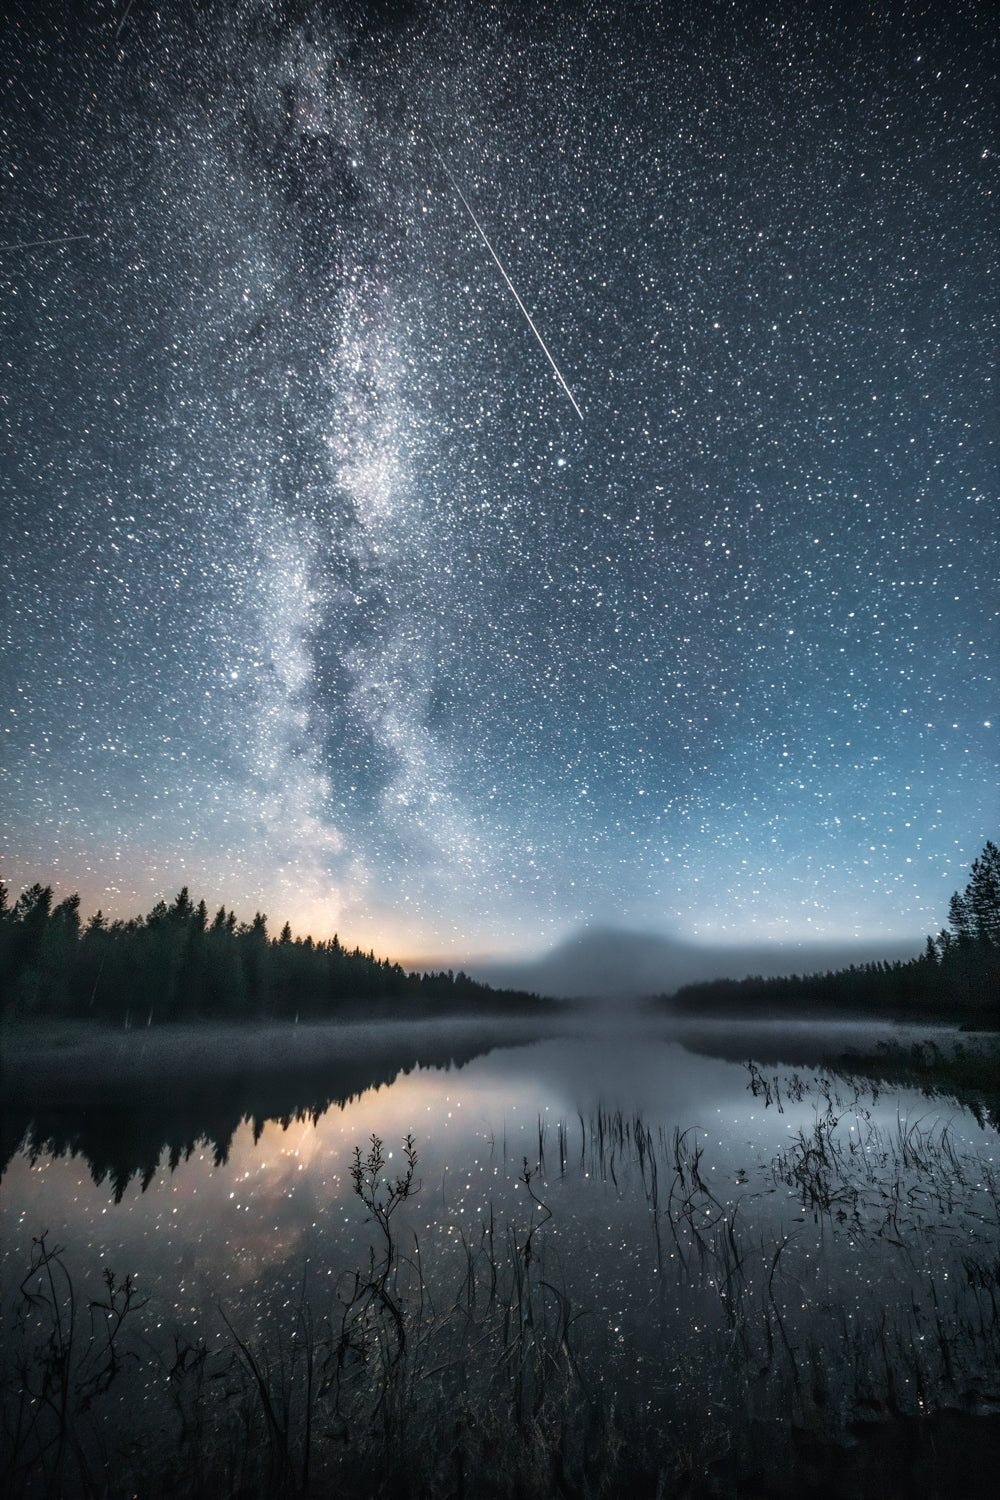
<box><xmin>0</xmin><ymin>1028</ymin><xmax>520</xmax><ymax>1200</ymax></box>
<box><xmin>667</xmin><ymin>840</ymin><xmax>1000</xmax><ymax>1021</ymax></box>
<box><xmin>0</xmin><ymin>884</ymin><xmax>545</xmax><ymax>1024</ymax></box>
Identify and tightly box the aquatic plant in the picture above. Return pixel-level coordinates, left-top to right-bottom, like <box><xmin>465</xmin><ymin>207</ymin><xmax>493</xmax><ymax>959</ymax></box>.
<box><xmin>4</xmin><ymin>1081</ymin><xmax>1000</xmax><ymax>1498</ymax></box>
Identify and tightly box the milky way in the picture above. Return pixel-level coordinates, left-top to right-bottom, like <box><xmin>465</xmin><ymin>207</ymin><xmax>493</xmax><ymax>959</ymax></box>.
<box><xmin>1</xmin><ymin>1</ymin><xmax>996</xmax><ymax>959</ymax></box>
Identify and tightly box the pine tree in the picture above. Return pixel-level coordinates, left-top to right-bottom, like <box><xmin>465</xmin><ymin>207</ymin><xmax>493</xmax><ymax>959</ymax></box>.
<box><xmin>948</xmin><ymin>889</ymin><xmax>973</xmax><ymax>941</ymax></box>
<box><xmin>967</xmin><ymin>840</ymin><xmax>1000</xmax><ymax>943</ymax></box>
<box><xmin>168</xmin><ymin>887</ymin><xmax>194</xmax><ymax>924</ymax></box>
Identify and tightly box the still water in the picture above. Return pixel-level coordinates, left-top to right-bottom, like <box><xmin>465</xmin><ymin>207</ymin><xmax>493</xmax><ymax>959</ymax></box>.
<box><xmin>3</xmin><ymin>1012</ymin><xmax>999</xmax><ymax>1490</ymax></box>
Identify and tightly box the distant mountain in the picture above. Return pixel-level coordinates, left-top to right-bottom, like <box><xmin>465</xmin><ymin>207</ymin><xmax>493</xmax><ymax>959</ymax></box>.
<box><xmin>467</xmin><ymin>925</ymin><xmax>919</xmax><ymax>1002</ymax></box>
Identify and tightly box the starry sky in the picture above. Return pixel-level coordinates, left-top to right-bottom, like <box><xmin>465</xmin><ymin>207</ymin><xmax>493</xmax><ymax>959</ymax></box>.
<box><xmin>1</xmin><ymin>0</ymin><xmax>996</xmax><ymax>963</ymax></box>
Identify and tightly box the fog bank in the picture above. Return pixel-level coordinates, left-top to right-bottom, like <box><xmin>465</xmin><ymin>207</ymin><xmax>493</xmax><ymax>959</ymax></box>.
<box><xmin>467</xmin><ymin>925</ymin><xmax>919</xmax><ymax>1001</ymax></box>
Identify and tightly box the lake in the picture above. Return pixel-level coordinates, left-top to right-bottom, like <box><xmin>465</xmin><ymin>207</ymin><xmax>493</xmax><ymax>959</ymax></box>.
<box><xmin>3</xmin><ymin>1012</ymin><xmax>999</xmax><ymax>1497</ymax></box>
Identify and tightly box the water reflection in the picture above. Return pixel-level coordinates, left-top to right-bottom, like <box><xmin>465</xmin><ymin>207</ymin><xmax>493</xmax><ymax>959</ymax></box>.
<box><xmin>3</xmin><ymin>1014</ymin><xmax>986</xmax><ymax>1201</ymax></box>
<box><xmin>4</xmin><ymin>1015</ymin><xmax>994</xmax><ymax>1304</ymax></box>
<box><xmin>1</xmin><ymin>1008</ymin><xmax>995</xmax><ymax>1206</ymax></box>
<box><xmin>2</xmin><ymin>1017</ymin><xmax>557</xmax><ymax>1199</ymax></box>
<box><xmin>3</xmin><ymin>1015</ymin><xmax>999</xmax><ymax>1496</ymax></box>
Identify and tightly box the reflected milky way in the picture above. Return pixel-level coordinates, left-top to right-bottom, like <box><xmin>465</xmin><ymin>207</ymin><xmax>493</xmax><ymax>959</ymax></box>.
<box><xmin>1</xmin><ymin>2</ymin><xmax>996</xmax><ymax>958</ymax></box>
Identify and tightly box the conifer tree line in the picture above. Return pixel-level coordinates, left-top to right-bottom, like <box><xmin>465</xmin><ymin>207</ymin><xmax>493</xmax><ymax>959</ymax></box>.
<box><xmin>670</xmin><ymin>840</ymin><xmax>999</xmax><ymax>1019</ymax></box>
<box><xmin>0</xmin><ymin>884</ymin><xmax>543</xmax><ymax>1023</ymax></box>
<box><xmin>1</xmin><ymin>841</ymin><xmax>996</xmax><ymax>1023</ymax></box>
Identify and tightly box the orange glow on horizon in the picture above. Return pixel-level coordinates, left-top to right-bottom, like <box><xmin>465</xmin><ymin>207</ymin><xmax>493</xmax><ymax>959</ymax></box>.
<box><xmin>0</xmin><ymin>859</ymin><xmax>516</xmax><ymax>970</ymax></box>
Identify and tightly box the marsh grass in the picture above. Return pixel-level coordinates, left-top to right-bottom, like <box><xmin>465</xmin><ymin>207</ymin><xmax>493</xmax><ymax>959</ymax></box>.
<box><xmin>5</xmin><ymin>1068</ymin><xmax>1000</xmax><ymax>1498</ymax></box>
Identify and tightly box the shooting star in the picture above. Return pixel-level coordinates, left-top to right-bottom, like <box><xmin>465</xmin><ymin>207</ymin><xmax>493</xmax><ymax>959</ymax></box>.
<box><xmin>0</xmin><ymin>234</ymin><xmax>93</xmax><ymax>254</ymax></box>
<box><xmin>433</xmin><ymin>146</ymin><xmax>584</xmax><ymax>422</ymax></box>
<box><xmin>115</xmin><ymin>0</ymin><xmax>138</xmax><ymax>42</ymax></box>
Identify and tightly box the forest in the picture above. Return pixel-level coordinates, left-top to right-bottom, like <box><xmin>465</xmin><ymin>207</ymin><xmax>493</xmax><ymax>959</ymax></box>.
<box><xmin>667</xmin><ymin>840</ymin><xmax>1000</xmax><ymax>1023</ymax></box>
<box><xmin>1</xmin><ymin>841</ymin><xmax>997</xmax><ymax>1025</ymax></box>
<box><xmin>0</xmin><ymin>883</ymin><xmax>546</xmax><ymax>1023</ymax></box>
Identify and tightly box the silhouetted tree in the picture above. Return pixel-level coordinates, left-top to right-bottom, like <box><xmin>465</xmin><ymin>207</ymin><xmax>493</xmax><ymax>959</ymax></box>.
<box><xmin>0</xmin><ymin>879</ymin><xmax>530</xmax><ymax>1024</ymax></box>
<box><xmin>3</xmin><ymin>884</ymin><xmax>54</xmax><ymax>1008</ymax></box>
<box><xmin>949</xmin><ymin>890</ymin><xmax>973</xmax><ymax>942</ymax></box>
<box><xmin>670</xmin><ymin>838</ymin><xmax>999</xmax><ymax>1022</ymax></box>
<box><xmin>966</xmin><ymin>840</ymin><xmax>1000</xmax><ymax>943</ymax></box>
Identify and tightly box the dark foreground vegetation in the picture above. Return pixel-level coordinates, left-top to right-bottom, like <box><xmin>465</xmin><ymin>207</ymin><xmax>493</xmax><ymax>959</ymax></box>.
<box><xmin>666</xmin><ymin>841</ymin><xmax>1000</xmax><ymax>1026</ymax></box>
<box><xmin>5</xmin><ymin>1081</ymin><xmax>1000</xmax><ymax>1500</ymax></box>
<box><xmin>0</xmin><ymin>882</ymin><xmax>547</xmax><ymax>1024</ymax></box>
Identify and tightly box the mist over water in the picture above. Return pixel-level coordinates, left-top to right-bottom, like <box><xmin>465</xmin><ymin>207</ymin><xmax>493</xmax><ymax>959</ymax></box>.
<box><xmin>4</xmin><ymin>1010</ymin><xmax>994</xmax><ymax>1311</ymax></box>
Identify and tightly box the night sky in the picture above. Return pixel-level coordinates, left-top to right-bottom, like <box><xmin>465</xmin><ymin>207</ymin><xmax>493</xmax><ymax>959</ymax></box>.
<box><xmin>1</xmin><ymin>1</ymin><xmax>996</xmax><ymax>963</ymax></box>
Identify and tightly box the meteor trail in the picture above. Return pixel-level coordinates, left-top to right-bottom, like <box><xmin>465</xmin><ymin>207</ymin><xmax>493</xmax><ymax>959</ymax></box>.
<box><xmin>0</xmin><ymin>234</ymin><xmax>93</xmax><ymax>254</ymax></box>
<box><xmin>115</xmin><ymin>0</ymin><xmax>138</xmax><ymax>42</ymax></box>
<box><xmin>434</xmin><ymin>147</ymin><xmax>584</xmax><ymax>422</ymax></box>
